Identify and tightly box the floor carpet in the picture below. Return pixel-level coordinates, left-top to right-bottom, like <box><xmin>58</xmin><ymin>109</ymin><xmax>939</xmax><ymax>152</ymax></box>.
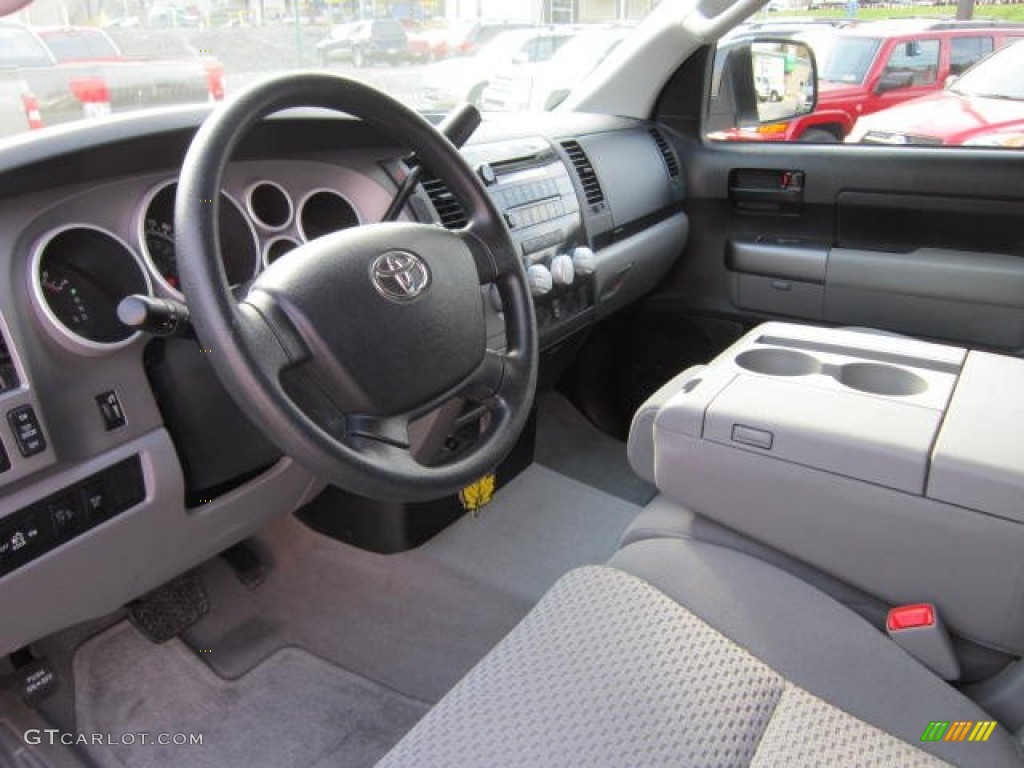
<box><xmin>75</xmin><ymin>622</ymin><xmax>427</xmax><ymax>768</ymax></box>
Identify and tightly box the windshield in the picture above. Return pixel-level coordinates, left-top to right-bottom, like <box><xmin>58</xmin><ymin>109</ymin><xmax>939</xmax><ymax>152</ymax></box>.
<box><xmin>820</xmin><ymin>37</ymin><xmax>881</xmax><ymax>84</ymax></box>
<box><xmin>473</xmin><ymin>31</ymin><xmax>537</xmax><ymax>65</ymax></box>
<box><xmin>0</xmin><ymin>4</ymin><xmax>659</xmax><ymax>141</ymax></box>
<box><xmin>951</xmin><ymin>40</ymin><xmax>1024</xmax><ymax>100</ymax></box>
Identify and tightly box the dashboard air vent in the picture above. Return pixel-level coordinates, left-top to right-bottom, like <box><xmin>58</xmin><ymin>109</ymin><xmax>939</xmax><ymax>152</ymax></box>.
<box><xmin>560</xmin><ymin>140</ymin><xmax>605</xmax><ymax>208</ymax></box>
<box><xmin>649</xmin><ymin>127</ymin><xmax>680</xmax><ymax>178</ymax></box>
<box><xmin>421</xmin><ymin>176</ymin><xmax>467</xmax><ymax>230</ymax></box>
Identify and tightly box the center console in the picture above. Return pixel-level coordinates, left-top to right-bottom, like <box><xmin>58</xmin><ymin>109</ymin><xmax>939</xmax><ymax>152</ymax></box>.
<box><xmin>639</xmin><ymin>322</ymin><xmax>1024</xmax><ymax>655</ymax></box>
<box><xmin>459</xmin><ymin>137</ymin><xmax>594</xmax><ymax>347</ymax></box>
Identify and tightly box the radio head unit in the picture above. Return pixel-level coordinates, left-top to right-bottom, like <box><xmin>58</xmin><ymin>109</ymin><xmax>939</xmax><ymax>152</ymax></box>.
<box><xmin>461</xmin><ymin>138</ymin><xmax>593</xmax><ymax>343</ymax></box>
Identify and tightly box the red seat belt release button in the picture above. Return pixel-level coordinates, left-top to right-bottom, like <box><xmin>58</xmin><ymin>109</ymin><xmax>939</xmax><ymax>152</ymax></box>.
<box><xmin>886</xmin><ymin>603</ymin><xmax>960</xmax><ymax>681</ymax></box>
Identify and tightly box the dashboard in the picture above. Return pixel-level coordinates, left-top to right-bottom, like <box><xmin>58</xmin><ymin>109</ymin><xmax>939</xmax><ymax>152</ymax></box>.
<box><xmin>0</xmin><ymin>106</ymin><xmax>687</xmax><ymax>654</ymax></box>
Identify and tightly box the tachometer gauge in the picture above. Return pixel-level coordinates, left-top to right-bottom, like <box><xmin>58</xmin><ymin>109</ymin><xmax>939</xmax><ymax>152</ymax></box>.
<box><xmin>139</xmin><ymin>181</ymin><xmax>260</xmax><ymax>297</ymax></box>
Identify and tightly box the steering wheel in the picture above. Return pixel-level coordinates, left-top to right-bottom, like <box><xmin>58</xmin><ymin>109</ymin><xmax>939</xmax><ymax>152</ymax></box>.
<box><xmin>175</xmin><ymin>73</ymin><xmax>537</xmax><ymax>502</ymax></box>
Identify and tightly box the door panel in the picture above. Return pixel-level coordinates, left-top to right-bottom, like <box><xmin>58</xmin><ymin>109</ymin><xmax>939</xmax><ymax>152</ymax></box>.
<box><xmin>654</xmin><ymin>51</ymin><xmax>1024</xmax><ymax>351</ymax></box>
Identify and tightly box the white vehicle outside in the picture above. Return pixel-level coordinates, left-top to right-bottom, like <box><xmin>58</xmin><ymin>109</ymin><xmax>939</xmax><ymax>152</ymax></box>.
<box><xmin>482</xmin><ymin>26</ymin><xmax>632</xmax><ymax>112</ymax></box>
<box><xmin>420</xmin><ymin>27</ymin><xmax>575</xmax><ymax>109</ymax></box>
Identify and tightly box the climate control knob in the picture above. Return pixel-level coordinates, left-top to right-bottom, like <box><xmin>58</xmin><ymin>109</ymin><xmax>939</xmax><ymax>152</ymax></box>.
<box><xmin>572</xmin><ymin>246</ymin><xmax>596</xmax><ymax>276</ymax></box>
<box><xmin>527</xmin><ymin>264</ymin><xmax>553</xmax><ymax>297</ymax></box>
<box><xmin>550</xmin><ymin>254</ymin><xmax>575</xmax><ymax>287</ymax></box>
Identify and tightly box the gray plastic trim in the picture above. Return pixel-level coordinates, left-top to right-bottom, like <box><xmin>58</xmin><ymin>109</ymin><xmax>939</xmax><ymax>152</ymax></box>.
<box><xmin>727</xmin><ymin>239</ymin><xmax>828</xmax><ymax>284</ymax></box>
<box><xmin>0</xmin><ymin>429</ymin><xmax>318</xmax><ymax>655</ymax></box>
<box><xmin>827</xmin><ymin>247</ymin><xmax>1024</xmax><ymax>308</ymax></box>
<box><xmin>928</xmin><ymin>351</ymin><xmax>1024</xmax><ymax>524</ymax></box>
<box><xmin>594</xmin><ymin>212</ymin><xmax>687</xmax><ymax>319</ymax></box>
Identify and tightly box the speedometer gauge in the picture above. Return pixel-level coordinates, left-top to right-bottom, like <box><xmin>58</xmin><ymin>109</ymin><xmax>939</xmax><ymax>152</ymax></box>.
<box><xmin>139</xmin><ymin>181</ymin><xmax>260</xmax><ymax>297</ymax></box>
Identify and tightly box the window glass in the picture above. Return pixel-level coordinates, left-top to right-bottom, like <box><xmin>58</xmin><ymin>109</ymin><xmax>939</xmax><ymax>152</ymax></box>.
<box><xmin>821</xmin><ymin>37</ymin><xmax>881</xmax><ymax>85</ymax></box>
<box><xmin>881</xmin><ymin>39</ymin><xmax>939</xmax><ymax>86</ymax></box>
<box><xmin>0</xmin><ymin>27</ymin><xmax>52</xmax><ymax>68</ymax></box>
<box><xmin>950</xmin><ymin>36</ymin><xmax>993</xmax><ymax>77</ymax></box>
<box><xmin>39</xmin><ymin>31</ymin><xmax>120</xmax><ymax>62</ymax></box>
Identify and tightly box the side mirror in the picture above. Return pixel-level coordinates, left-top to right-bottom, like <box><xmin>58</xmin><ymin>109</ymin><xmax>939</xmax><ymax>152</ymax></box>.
<box><xmin>874</xmin><ymin>71</ymin><xmax>915</xmax><ymax>94</ymax></box>
<box><xmin>709</xmin><ymin>38</ymin><xmax>818</xmax><ymax>132</ymax></box>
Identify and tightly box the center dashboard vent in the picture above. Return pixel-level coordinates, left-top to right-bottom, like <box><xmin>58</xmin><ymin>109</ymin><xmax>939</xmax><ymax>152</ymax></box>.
<box><xmin>559</xmin><ymin>139</ymin><xmax>605</xmax><ymax>209</ymax></box>
<box><xmin>421</xmin><ymin>176</ymin><xmax>468</xmax><ymax>230</ymax></box>
<box><xmin>649</xmin><ymin>127</ymin><xmax>680</xmax><ymax>178</ymax></box>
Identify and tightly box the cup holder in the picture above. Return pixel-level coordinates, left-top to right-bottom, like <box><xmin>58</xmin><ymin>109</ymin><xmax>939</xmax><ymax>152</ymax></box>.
<box><xmin>837</xmin><ymin>363</ymin><xmax>927</xmax><ymax>397</ymax></box>
<box><xmin>735</xmin><ymin>348</ymin><xmax>821</xmax><ymax>377</ymax></box>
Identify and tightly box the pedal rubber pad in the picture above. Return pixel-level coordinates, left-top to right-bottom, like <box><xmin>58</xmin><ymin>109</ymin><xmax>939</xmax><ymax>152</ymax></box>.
<box><xmin>128</xmin><ymin>572</ymin><xmax>209</xmax><ymax>643</ymax></box>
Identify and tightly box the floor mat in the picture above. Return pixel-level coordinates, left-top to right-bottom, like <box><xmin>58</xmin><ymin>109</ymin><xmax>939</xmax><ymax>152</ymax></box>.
<box><xmin>183</xmin><ymin>464</ymin><xmax>640</xmax><ymax>703</ymax></box>
<box><xmin>75</xmin><ymin>622</ymin><xmax>427</xmax><ymax>768</ymax></box>
<box><xmin>535</xmin><ymin>392</ymin><xmax>657</xmax><ymax>505</ymax></box>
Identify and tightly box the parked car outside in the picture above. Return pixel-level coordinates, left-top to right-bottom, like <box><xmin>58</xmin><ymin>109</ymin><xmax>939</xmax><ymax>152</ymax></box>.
<box><xmin>848</xmin><ymin>39</ymin><xmax>1024</xmax><ymax>147</ymax></box>
<box><xmin>0</xmin><ymin>21</ymin><xmax>224</xmax><ymax>137</ymax></box>
<box><xmin>315</xmin><ymin>18</ymin><xmax>409</xmax><ymax>68</ymax></box>
<box><xmin>482</xmin><ymin>26</ymin><xmax>631</xmax><ymax>112</ymax></box>
<box><xmin>422</xmin><ymin>27</ymin><xmax>576</xmax><ymax>109</ymax></box>
<box><xmin>401</xmin><ymin>18</ymin><xmax>450</xmax><ymax>62</ymax></box>
<box><xmin>445</xmin><ymin>20</ymin><xmax>534</xmax><ymax>57</ymax></box>
<box><xmin>726</xmin><ymin>19</ymin><xmax>1024</xmax><ymax>142</ymax></box>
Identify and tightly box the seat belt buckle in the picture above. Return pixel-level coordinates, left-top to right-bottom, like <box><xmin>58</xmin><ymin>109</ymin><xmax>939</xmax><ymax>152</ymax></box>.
<box><xmin>886</xmin><ymin>603</ymin><xmax>960</xmax><ymax>681</ymax></box>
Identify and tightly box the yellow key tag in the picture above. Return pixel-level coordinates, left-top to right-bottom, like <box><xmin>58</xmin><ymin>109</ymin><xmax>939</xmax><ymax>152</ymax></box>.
<box><xmin>459</xmin><ymin>474</ymin><xmax>496</xmax><ymax>516</ymax></box>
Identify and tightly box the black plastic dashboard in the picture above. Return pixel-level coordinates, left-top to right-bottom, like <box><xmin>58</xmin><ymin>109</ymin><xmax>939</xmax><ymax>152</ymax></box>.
<box><xmin>0</xmin><ymin>104</ymin><xmax>688</xmax><ymax>654</ymax></box>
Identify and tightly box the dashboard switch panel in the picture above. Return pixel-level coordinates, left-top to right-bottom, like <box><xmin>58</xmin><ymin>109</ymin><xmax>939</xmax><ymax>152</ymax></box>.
<box><xmin>0</xmin><ymin>456</ymin><xmax>145</xmax><ymax>579</ymax></box>
<box><xmin>7</xmin><ymin>406</ymin><xmax>45</xmax><ymax>457</ymax></box>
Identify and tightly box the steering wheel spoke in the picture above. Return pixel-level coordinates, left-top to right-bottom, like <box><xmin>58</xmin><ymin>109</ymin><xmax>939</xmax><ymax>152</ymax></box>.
<box><xmin>346</xmin><ymin>413</ymin><xmax>412</xmax><ymax>451</ymax></box>
<box><xmin>459</xmin><ymin>220</ymin><xmax>520</xmax><ymax>283</ymax></box>
<box><xmin>453</xmin><ymin>348</ymin><xmax>506</xmax><ymax>403</ymax></box>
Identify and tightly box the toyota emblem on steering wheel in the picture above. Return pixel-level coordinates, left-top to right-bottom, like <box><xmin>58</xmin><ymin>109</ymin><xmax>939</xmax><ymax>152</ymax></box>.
<box><xmin>370</xmin><ymin>250</ymin><xmax>432</xmax><ymax>302</ymax></box>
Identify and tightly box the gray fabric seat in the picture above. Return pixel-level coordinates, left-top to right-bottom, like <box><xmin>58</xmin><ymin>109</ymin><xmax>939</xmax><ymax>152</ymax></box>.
<box><xmin>377</xmin><ymin>537</ymin><xmax>1023</xmax><ymax>767</ymax></box>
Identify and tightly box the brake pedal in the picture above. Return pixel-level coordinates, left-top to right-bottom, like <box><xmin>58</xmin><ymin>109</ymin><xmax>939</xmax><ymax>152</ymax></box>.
<box><xmin>128</xmin><ymin>572</ymin><xmax>209</xmax><ymax>643</ymax></box>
